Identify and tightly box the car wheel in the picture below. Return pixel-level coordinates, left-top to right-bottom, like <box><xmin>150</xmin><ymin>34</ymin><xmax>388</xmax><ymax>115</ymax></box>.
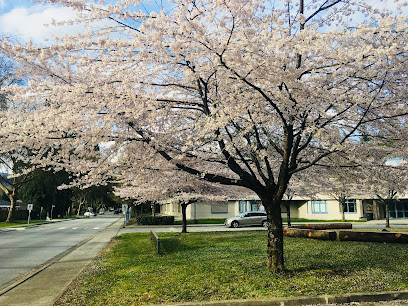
<box><xmin>262</xmin><ymin>220</ymin><xmax>268</xmax><ymax>228</ymax></box>
<box><xmin>231</xmin><ymin>221</ymin><xmax>239</xmax><ymax>228</ymax></box>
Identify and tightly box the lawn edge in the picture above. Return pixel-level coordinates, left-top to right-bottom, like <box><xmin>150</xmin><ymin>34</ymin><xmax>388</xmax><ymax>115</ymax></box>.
<box><xmin>153</xmin><ymin>290</ymin><xmax>408</xmax><ymax>305</ymax></box>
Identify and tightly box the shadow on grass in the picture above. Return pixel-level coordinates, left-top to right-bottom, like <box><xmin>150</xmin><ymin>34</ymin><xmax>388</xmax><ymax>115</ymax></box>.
<box><xmin>159</xmin><ymin>237</ymin><xmax>184</xmax><ymax>254</ymax></box>
<box><xmin>159</xmin><ymin>236</ymin><xmax>208</xmax><ymax>255</ymax></box>
<box><xmin>285</xmin><ymin>238</ymin><xmax>408</xmax><ymax>275</ymax></box>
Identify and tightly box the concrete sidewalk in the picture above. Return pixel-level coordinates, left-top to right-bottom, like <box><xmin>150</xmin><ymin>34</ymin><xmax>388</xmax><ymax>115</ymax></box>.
<box><xmin>365</xmin><ymin>219</ymin><xmax>408</xmax><ymax>225</ymax></box>
<box><xmin>0</xmin><ymin>218</ymin><xmax>123</xmax><ymax>305</ymax></box>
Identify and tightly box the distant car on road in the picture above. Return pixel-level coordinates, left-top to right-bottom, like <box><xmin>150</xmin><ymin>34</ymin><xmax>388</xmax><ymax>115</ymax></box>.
<box><xmin>225</xmin><ymin>211</ymin><xmax>268</xmax><ymax>228</ymax></box>
<box><xmin>84</xmin><ymin>212</ymin><xmax>96</xmax><ymax>217</ymax></box>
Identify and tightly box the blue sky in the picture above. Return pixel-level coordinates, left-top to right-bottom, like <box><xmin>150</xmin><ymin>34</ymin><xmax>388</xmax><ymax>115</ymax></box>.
<box><xmin>0</xmin><ymin>0</ymin><xmax>173</xmax><ymax>43</ymax></box>
<box><xmin>0</xmin><ymin>0</ymin><xmax>79</xmax><ymax>42</ymax></box>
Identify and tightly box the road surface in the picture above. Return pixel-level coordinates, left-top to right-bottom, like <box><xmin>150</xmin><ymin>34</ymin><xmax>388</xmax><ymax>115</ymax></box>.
<box><xmin>0</xmin><ymin>215</ymin><xmax>120</xmax><ymax>287</ymax></box>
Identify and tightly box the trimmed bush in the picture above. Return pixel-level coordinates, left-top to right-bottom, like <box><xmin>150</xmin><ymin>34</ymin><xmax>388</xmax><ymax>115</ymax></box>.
<box><xmin>137</xmin><ymin>215</ymin><xmax>174</xmax><ymax>225</ymax></box>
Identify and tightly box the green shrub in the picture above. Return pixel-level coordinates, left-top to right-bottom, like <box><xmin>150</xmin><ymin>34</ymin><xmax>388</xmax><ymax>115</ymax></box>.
<box><xmin>136</xmin><ymin>215</ymin><xmax>174</xmax><ymax>225</ymax></box>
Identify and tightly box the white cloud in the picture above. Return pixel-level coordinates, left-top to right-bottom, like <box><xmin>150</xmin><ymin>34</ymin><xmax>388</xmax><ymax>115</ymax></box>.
<box><xmin>0</xmin><ymin>5</ymin><xmax>79</xmax><ymax>43</ymax></box>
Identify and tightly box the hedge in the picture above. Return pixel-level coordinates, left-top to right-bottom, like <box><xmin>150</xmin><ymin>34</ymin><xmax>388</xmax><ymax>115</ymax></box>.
<box><xmin>137</xmin><ymin>215</ymin><xmax>174</xmax><ymax>225</ymax></box>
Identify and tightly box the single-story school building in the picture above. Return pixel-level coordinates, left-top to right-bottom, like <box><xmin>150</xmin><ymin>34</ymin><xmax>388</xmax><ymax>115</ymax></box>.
<box><xmin>159</xmin><ymin>195</ymin><xmax>408</xmax><ymax>221</ymax></box>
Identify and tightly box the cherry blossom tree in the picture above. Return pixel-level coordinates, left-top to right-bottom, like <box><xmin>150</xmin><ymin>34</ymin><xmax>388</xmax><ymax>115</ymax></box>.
<box><xmin>283</xmin><ymin>173</ymin><xmax>315</xmax><ymax>226</ymax></box>
<box><xmin>309</xmin><ymin>155</ymin><xmax>365</xmax><ymax>221</ymax></box>
<box><xmin>114</xmin><ymin>151</ymin><xmax>250</xmax><ymax>233</ymax></box>
<box><xmin>1</xmin><ymin>0</ymin><xmax>408</xmax><ymax>272</ymax></box>
<box><xmin>363</xmin><ymin>159</ymin><xmax>408</xmax><ymax>227</ymax></box>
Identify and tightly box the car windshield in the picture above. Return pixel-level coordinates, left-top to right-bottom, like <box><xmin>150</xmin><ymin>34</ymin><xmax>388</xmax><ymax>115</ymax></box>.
<box><xmin>237</xmin><ymin>213</ymin><xmax>247</xmax><ymax>218</ymax></box>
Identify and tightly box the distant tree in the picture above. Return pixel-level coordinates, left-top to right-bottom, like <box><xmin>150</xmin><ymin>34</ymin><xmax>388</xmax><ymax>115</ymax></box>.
<box><xmin>0</xmin><ymin>54</ymin><xmax>25</xmax><ymax>222</ymax></box>
<box><xmin>71</xmin><ymin>184</ymin><xmax>116</xmax><ymax>216</ymax></box>
<box><xmin>0</xmin><ymin>155</ymin><xmax>31</xmax><ymax>222</ymax></box>
<box><xmin>314</xmin><ymin>159</ymin><xmax>364</xmax><ymax>222</ymax></box>
<box><xmin>365</xmin><ymin>161</ymin><xmax>408</xmax><ymax>228</ymax></box>
<box><xmin>18</xmin><ymin>169</ymin><xmax>72</xmax><ymax>218</ymax></box>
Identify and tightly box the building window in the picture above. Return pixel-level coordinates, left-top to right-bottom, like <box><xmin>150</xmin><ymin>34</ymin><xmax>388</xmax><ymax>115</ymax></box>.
<box><xmin>311</xmin><ymin>200</ymin><xmax>327</xmax><ymax>214</ymax></box>
<box><xmin>344</xmin><ymin>199</ymin><xmax>356</xmax><ymax>213</ymax></box>
<box><xmin>211</xmin><ymin>203</ymin><xmax>228</xmax><ymax>214</ymax></box>
<box><xmin>389</xmin><ymin>200</ymin><xmax>408</xmax><ymax>219</ymax></box>
<box><xmin>239</xmin><ymin>200</ymin><xmax>247</xmax><ymax>213</ymax></box>
<box><xmin>249</xmin><ymin>201</ymin><xmax>261</xmax><ymax>211</ymax></box>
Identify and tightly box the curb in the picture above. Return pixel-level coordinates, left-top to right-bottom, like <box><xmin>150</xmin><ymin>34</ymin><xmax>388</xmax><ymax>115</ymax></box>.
<box><xmin>156</xmin><ymin>291</ymin><xmax>408</xmax><ymax>305</ymax></box>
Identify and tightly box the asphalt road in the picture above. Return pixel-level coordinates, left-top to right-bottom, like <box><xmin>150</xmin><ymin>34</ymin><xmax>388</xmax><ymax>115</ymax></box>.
<box><xmin>0</xmin><ymin>215</ymin><xmax>120</xmax><ymax>287</ymax></box>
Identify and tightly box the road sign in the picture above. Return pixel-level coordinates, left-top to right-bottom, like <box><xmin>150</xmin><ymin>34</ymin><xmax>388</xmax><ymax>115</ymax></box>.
<box><xmin>27</xmin><ymin>204</ymin><xmax>34</xmax><ymax>225</ymax></box>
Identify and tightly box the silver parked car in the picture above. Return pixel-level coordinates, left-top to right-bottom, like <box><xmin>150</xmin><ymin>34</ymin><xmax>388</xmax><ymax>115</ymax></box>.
<box><xmin>225</xmin><ymin>211</ymin><xmax>268</xmax><ymax>228</ymax></box>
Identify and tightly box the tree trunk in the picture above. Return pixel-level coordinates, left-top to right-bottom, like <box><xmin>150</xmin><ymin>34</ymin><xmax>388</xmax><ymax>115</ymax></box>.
<box><xmin>5</xmin><ymin>194</ymin><xmax>16</xmax><ymax>223</ymax></box>
<box><xmin>338</xmin><ymin>199</ymin><xmax>346</xmax><ymax>222</ymax></box>
<box><xmin>76</xmin><ymin>197</ymin><xmax>85</xmax><ymax>216</ymax></box>
<box><xmin>264</xmin><ymin>197</ymin><xmax>284</xmax><ymax>273</ymax></box>
<box><xmin>151</xmin><ymin>202</ymin><xmax>156</xmax><ymax>216</ymax></box>
<box><xmin>181</xmin><ymin>203</ymin><xmax>188</xmax><ymax>233</ymax></box>
<box><xmin>385</xmin><ymin>201</ymin><xmax>390</xmax><ymax>228</ymax></box>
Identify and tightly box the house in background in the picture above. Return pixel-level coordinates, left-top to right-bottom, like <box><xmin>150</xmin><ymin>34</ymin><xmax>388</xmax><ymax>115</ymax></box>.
<box><xmin>159</xmin><ymin>194</ymin><xmax>408</xmax><ymax>221</ymax></box>
<box><xmin>159</xmin><ymin>194</ymin><xmax>306</xmax><ymax>221</ymax></box>
<box><xmin>0</xmin><ymin>199</ymin><xmax>27</xmax><ymax>211</ymax></box>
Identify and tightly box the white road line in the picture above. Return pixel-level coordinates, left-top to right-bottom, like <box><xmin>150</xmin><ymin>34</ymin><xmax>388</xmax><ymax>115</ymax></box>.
<box><xmin>72</xmin><ymin>227</ymin><xmax>78</xmax><ymax>229</ymax></box>
<box><xmin>93</xmin><ymin>227</ymin><xmax>100</xmax><ymax>229</ymax></box>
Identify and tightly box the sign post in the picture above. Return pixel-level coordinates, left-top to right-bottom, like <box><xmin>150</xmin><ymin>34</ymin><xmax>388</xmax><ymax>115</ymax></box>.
<box><xmin>51</xmin><ymin>205</ymin><xmax>55</xmax><ymax>220</ymax></box>
<box><xmin>27</xmin><ymin>204</ymin><xmax>33</xmax><ymax>224</ymax></box>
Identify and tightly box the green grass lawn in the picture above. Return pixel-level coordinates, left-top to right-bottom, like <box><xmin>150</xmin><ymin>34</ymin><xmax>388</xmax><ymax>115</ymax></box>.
<box><xmin>0</xmin><ymin>219</ymin><xmax>47</xmax><ymax>227</ymax></box>
<box><xmin>0</xmin><ymin>216</ymin><xmax>79</xmax><ymax>228</ymax></box>
<box><xmin>58</xmin><ymin>231</ymin><xmax>408</xmax><ymax>305</ymax></box>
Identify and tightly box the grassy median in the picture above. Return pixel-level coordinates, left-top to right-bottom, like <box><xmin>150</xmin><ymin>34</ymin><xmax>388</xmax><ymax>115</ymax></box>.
<box><xmin>58</xmin><ymin>230</ymin><xmax>408</xmax><ymax>305</ymax></box>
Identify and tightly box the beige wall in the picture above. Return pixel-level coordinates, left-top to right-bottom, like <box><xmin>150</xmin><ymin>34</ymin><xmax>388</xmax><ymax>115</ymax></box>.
<box><xmin>185</xmin><ymin>201</ymin><xmax>236</xmax><ymax>220</ymax></box>
<box><xmin>297</xmin><ymin>199</ymin><xmax>364</xmax><ymax>220</ymax></box>
<box><xmin>160</xmin><ymin>197</ymin><xmax>366</xmax><ymax>221</ymax></box>
<box><xmin>160</xmin><ymin>201</ymin><xmax>236</xmax><ymax>220</ymax></box>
